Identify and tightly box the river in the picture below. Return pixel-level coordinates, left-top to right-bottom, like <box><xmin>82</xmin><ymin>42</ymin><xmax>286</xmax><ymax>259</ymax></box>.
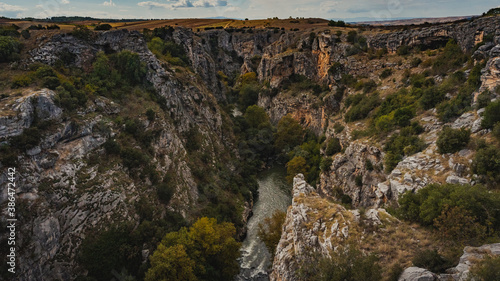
<box><xmin>236</xmin><ymin>167</ymin><xmax>292</xmax><ymax>281</ymax></box>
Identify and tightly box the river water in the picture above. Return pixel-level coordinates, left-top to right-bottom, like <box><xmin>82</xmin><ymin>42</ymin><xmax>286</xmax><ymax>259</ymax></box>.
<box><xmin>236</xmin><ymin>167</ymin><xmax>292</xmax><ymax>281</ymax></box>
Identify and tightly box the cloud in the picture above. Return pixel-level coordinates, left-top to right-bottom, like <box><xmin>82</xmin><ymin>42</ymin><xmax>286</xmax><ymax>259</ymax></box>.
<box><xmin>224</xmin><ymin>6</ymin><xmax>240</xmax><ymax>13</ymax></box>
<box><xmin>0</xmin><ymin>2</ymin><xmax>26</xmax><ymax>12</ymax></box>
<box><xmin>60</xmin><ymin>0</ymin><xmax>70</xmax><ymax>4</ymax></box>
<box><xmin>138</xmin><ymin>0</ymin><xmax>227</xmax><ymax>9</ymax></box>
<box><xmin>102</xmin><ymin>0</ymin><xmax>116</xmax><ymax>7</ymax></box>
<box><xmin>347</xmin><ymin>7</ymin><xmax>373</xmax><ymax>14</ymax></box>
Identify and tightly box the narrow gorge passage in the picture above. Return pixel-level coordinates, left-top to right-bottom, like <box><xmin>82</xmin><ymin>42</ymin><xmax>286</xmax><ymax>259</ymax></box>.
<box><xmin>237</xmin><ymin>167</ymin><xmax>291</xmax><ymax>281</ymax></box>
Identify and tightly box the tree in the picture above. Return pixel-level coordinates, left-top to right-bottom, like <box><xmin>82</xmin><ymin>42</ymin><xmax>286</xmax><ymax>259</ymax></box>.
<box><xmin>481</xmin><ymin>100</ymin><xmax>500</xmax><ymax>129</ymax></box>
<box><xmin>0</xmin><ymin>36</ymin><xmax>21</xmax><ymax>62</ymax></box>
<box><xmin>95</xmin><ymin>24</ymin><xmax>112</xmax><ymax>31</ymax></box>
<box><xmin>286</xmin><ymin>156</ymin><xmax>309</xmax><ymax>183</ymax></box>
<box><xmin>145</xmin><ymin>244</ymin><xmax>197</xmax><ymax>281</ymax></box>
<box><xmin>433</xmin><ymin>206</ymin><xmax>487</xmax><ymax>245</ymax></box>
<box><xmin>274</xmin><ymin>114</ymin><xmax>304</xmax><ymax>153</ymax></box>
<box><xmin>258</xmin><ymin>210</ymin><xmax>286</xmax><ymax>258</ymax></box>
<box><xmin>325</xmin><ymin>138</ymin><xmax>341</xmax><ymax>156</ymax></box>
<box><xmin>244</xmin><ymin>105</ymin><xmax>270</xmax><ymax>129</ymax></box>
<box><xmin>436</xmin><ymin>127</ymin><xmax>470</xmax><ymax>154</ymax></box>
<box><xmin>146</xmin><ymin>217</ymin><xmax>241</xmax><ymax>281</ymax></box>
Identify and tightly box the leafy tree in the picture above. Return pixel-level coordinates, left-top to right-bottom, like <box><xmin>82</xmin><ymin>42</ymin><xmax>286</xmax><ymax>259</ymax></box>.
<box><xmin>436</xmin><ymin>127</ymin><xmax>470</xmax><ymax>154</ymax></box>
<box><xmin>113</xmin><ymin>50</ymin><xmax>147</xmax><ymax>85</ymax></box>
<box><xmin>274</xmin><ymin>114</ymin><xmax>304</xmax><ymax>153</ymax></box>
<box><xmin>244</xmin><ymin>105</ymin><xmax>270</xmax><ymax>129</ymax></box>
<box><xmin>145</xmin><ymin>244</ymin><xmax>197</xmax><ymax>281</ymax></box>
<box><xmin>481</xmin><ymin>100</ymin><xmax>500</xmax><ymax>129</ymax></box>
<box><xmin>257</xmin><ymin>210</ymin><xmax>286</xmax><ymax>258</ymax></box>
<box><xmin>238</xmin><ymin>83</ymin><xmax>260</xmax><ymax>110</ymax></box>
<box><xmin>471</xmin><ymin>144</ymin><xmax>500</xmax><ymax>184</ymax></box>
<box><xmin>0</xmin><ymin>36</ymin><xmax>22</xmax><ymax>62</ymax></box>
<box><xmin>433</xmin><ymin>205</ymin><xmax>487</xmax><ymax>245</ymax></box>
<box><xmin>147</xmin><ymin>217</ymin><xmax>241</xmax><ymax>281</ymax></box>
<box><xmin>325</xmin><ymin>138</ymin><xmax>341</xmax><ymax>156</ymax></box>
<box><xmin>286</xmin><ymin>156</ymin><xmax>309</xmax><ymax>183</ymax></box>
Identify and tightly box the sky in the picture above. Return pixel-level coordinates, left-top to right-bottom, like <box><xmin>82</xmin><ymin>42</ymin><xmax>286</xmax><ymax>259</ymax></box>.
<box><xmin>0</xmin><ymin>0</ymin><xmax>499</xmax><ymax>21</ymax></box>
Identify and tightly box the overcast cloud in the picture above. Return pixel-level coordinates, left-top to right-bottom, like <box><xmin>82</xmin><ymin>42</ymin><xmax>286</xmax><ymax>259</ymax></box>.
<box><xmin>1</xmin><ymin>0</ymin><xmax>498</xmax><ymax>21</ymax></box>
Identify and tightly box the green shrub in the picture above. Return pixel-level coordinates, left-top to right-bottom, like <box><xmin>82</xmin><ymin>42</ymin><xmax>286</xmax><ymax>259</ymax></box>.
<box><xmin>472</xmin><ymin>144</ymin><xmax>500</xmax><ymax>184</ymax></box>
<box><xmin>379</xmin><ymin>68</ymin><xmax>393</xmax><ymax>79</ymax></box>
<box><xmin>320</xmin><ymin>157</ymin><xmax>333</xmax><ymax>171</ymax></box>
<box><xmin>103</xmin><ymin>139</ymin><xmax>121</xmax><ymax>155</ymax></box>
<box><xmin>156</xmin><ymin>182</ymin><xmax>174</xmax><ymax>204</ymax></box>
<box><xmin>20</xmin><ymin>29</ymin><xmax>30</xmax><ymax>39</ymax></box>
<box><xmin>112</xmin><ymin>50</ymin><xmax>147</xmax><ymax>85</ymax></box>
<box><xmin>71</xmin><ymin>25</ymin><xmax>94</xmax><ymax>41</ymax></box>
<box><xmin>419</xmin><ymin>86</ymin><xmax>446</xmax><ymax>110</ymax></box>
<box><xmin>11</xmin><ymin>74</ymin><xmax>32</xmax><ymax>88</ymax></box>
<box><xmin>146</xmin><ymin>108</ymin><xmax>156</xmax><ymax>121</ymax></box>
<box><xmin>396</xmin><ymin>45</ymin><xmax>410</xmax><ymax>56</ymax></box>
<box><xmin>297</xmin><ymin>246</ymin><xmax>382</xmax><ymax>281</ymax></box>
<box><xmin>412</xmin><ymin>249</ymin><xmax>452</xmax><ymax>273</ymax></box>
<box><xmin>481</xmin><ymin>100</ymin><xmax>500</xmax><ymax>129</ymax></box>
<box><xmin>365</xmin><ymin>159</ymin><xmax>373</xmax><ymax>171</ymax></box>
<box><xmin>43</xmin><ymin>76</ymin><xmax>61</xmax><ymax>90</ymax></box>
<box><xmin>325</xmin><ymin>137</ymin><xmax>341</xmax><ymax>156</ymax></box>
<box><xmin>410</xmin><ymin>57</ymin><xmax>422</xmax><ymax>67</ymax></box>
<box><xmin>468</xmin><ymin>255</ymin><xmax>500</xmax><ymax>281</ymax></box>
<box><xmin>0</xmin><ymin>36</ymin><xmax>22</xmax><ymax>62</ymax></box>
<box><xmin>493</xmin><ymin>122</ymin><xmax>500</xmax><ymax>141</ymax></box>
<box><xmin>397</xmin><ymin>183</ymin><xmax>500</xmax><ymax>233</ymax></box>
<box><xmin>476</xmin><ymin>90</ymin><xmax>492</xmax><ymax>109</ymax></box>
<box><xmin>258</xmin><ymin>210</ymin><xmax>286</xmax><ymax>258</ymax></box>
<box><xmin>244</xmin><ymin>105</ymin><xmax>270</xmax><ymax>129</ymax></box>
<box><xmin>431</xmin><ymin>39</ymin><xmax>468</xmax><ymax>76</ymax></box>
<box><xmin>78</xmin><ymin>223</ymin><xmax>139</xmax><ymax>281</ymax></box>
<box><xmin>333</xmin><ymin>122</ymin><xmax>344</xmax><ymax>134</ymax></box>
<box><xmin>436</xmin><ymin>127</ymin><xmax>470</xmax><ymax>154</ymax></box>
<box><xmin>0</xmin><ymin>144</ymin><xmax>18</xmax><ymax>166</ymax></box>
<box><xmin>274</xmin><ymin>114</ymin><xmax>304</xmax><ymax>153</ymax></box>
<box><xmin>94</xmin><ymin>24</ymin><xmax>112</xmax><ymax>31</ymax></box>
<box><xmin>384</xmin><ymin>124</ymin><xmax>425</xmax><ymax>172</ymax></box>
<box><xmin>345</xmin><ymin>93</ymin><xmax>380</xmax><ymax>122</ymax></box>
<box><xmin>355</xmin><ymin>174</ymin><xmax>363</xmax><ymax>187</ymax></box>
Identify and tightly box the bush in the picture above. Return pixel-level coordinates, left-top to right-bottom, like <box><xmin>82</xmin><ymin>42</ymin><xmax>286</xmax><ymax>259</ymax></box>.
<box><xmin>379</xmin><ymin>68</ymin><xmax>393</xmax><ymax>79</ymax></box>
<box><xmin>397</xmin><ymin>183</ymin><xmax>500</xmax><ymax>233</ymax></box>
<box><xmin>297</xmin><ymin>246</ymin><xmax>382</xmax><ymax>281</ymax></box>
<box><xmin>274</xmin><ymin>114</ymin><xmax>304</xmax><ymax>153</ymax></box>
<box><xmin>286</xmin><ymin>156</ymin><xmax>309</xmax><ymax>183</ymax></box>
<box><xmin>112</xmin><ymin>50</ymin><xmax>147</xmax><ymax>85</ymax></box>
<box><xmin>468</xmin><ymin>255</ymin><xmax>500</xmax><ymax>281</ymax></box>
<box><xmin>472</xmin><ymin>144</ymin><xmax>500</xmax><ymax>184</ymax></box>
<box><xmin>320</xmin><ymin>157</ymin><xmax>333</xmax><ymax>171</ymax></box>
<box><xmin>481</xmin><ymin>100</ymin><xmax>500</xmax><ymax>129</ymax></box>
<box><xmin>476</xmin><ymin>90</ymin><xmax>492</xmax><ymax>109</ymax></box>
<box><xmin>345</xmin><ymin>93</ymin><xmax>380</xmax><ymax>122</ymax></box>
<box><xmin>412</xmin><ymin>249</ymin><xmax>452</xmax><ymax>273</ymax></box>
<box><xmin>436</xmin><ymin>127</ymin><xmax>470</xmax><ymax>154</ymax></box>
<box><xmin>258</xmin><ymin>210</ymin><xmax>286</xmax><ymax>258</ymax></box>
<box><xmin>156</xmin><ymin>182</ymin><xmax>174</xmax><ymax>204</ymax></box>
<box><xmin>94</xmin><ymin>24</ymin><xmax>112</xmax><ymax>31</ymax></box>
<box><xmin>355</xmin><ymin>174</ymin><xmax>363</xmax><ymax>187</ymax></box>
<box><xmin>384</xmin><ymin>125</ymin><xmax>425</xmax><ymax>172</ymax></box>
<box><xmin>146</xmin><ymin>108</ymin><xmax>156</xmax><ymax>121</ymax></box>
<box><xmin>103</xmin><ymin>139</ymin><xmax>121</xmax><ymax>155</ymax></box>
<box><xmin>0</xmin><ymin>36</ymin><xmax>22</xmax><ymax>62</ymax></box>
<box><xmin>333</xmin><ymin>123</ymin><xmax>344</xmax><ymax>134</ymax></box>
<box><xmin>71</xmin><ymin>25</ymin><xmax>93</xmax><ymax>41</ymax></box>
<box><xmin>410</xmin><ymin>57</ymin><xmax>422</xmax><ymax>67</ymax></box>
<box><xmin>325</xmin><ymin>138</ymin><xmax>341</xmax><ymax>156</ymax></box>
<box><xmin>11</xmin><ymin>74</ymin><xmax>32</xmax><ymax>88</ymax></box>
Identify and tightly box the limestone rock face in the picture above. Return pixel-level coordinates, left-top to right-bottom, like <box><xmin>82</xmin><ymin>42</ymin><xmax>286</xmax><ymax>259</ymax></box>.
<box><xmin>439</xmin><ymin>243</ymin><xmax>500</xmax><ymax>281</ymax></box>
<box><xmin>320</xmin><ymin>141</ymin><xmax>386</xmax><ymax>207</ymax></box>
<box><xmin>398</xmin><ymin>267</ymin><xmax>437</xmax><ymax>281</ymax></box>
<box><xmin>0</xmin><ymin>89</ymin><xmax>62</xmax><ymax>139</ymax></box>
<box><xmin>368</xmin><ymin>16</ymin><xmax>500</xmax><ymax>53</ymax></box>
<box><xmin>5</xmin><ymin>29</ymin><xmax>240</xmax><ymax>280</ymax></box>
